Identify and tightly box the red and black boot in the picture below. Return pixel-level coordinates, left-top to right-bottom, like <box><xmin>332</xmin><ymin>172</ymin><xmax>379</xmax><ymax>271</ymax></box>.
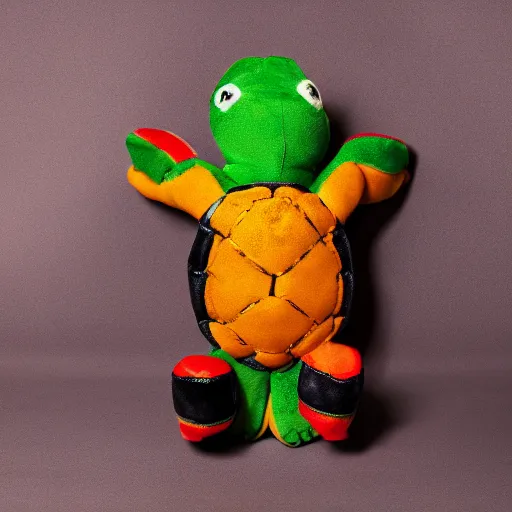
<box><xmin>298</xmin><ymin>342</ymin><xmax>363</xmax><ymax>441</ymax></box>
<box><xmin>171</xmin><ymin>355</ymin><xmax>238</xmax><ymax>442</ymax></box>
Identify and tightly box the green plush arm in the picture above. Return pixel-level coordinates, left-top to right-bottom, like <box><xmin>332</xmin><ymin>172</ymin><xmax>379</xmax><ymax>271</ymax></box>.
<box><xmin>125</xmin><ymin>128</ymin><xmax>236</xmax><ymax>219</ymax></box>
<box><xmin>310</xmin><ymin>133</ymin><xmax>410</xmax><ymax>222</ymax></box>
<box><xmin>312</xmin><ymin>133</ymin><xmax>409</xmax><ymax>191</ymax></box>
<box><xmin>126</xmin><ymin>128</ymin><xmax>236</xmax><ymax>190</ymax></box>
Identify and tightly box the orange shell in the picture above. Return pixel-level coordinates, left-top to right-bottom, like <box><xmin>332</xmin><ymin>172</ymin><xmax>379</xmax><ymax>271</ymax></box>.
<box><xmin>190</xmin><ymin>183</ymin><xmax>353</xmax><ymax>370</ymax></box>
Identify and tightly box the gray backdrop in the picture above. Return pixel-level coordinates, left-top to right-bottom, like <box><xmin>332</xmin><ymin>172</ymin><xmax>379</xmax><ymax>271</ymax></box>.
<box><xmin>1</xmin><ymin>1</ymin><xmax>511</xmax><ymax>511</ymax></box>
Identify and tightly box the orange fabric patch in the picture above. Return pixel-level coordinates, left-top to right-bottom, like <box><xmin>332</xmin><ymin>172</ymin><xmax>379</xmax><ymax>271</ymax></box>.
<box><xmin>172</xmin><ymin>354</ymin><xmax>232</xmax><ymax>378</ymax></box>
<box><xmin>296</xmin><ymin>193</ymin><xmax>336</xmax><ymax>236</ymax></box>
<box><xmin>254</xmin><ymin>352</ymin><xmax>293</xmax><ymax>369</ymax></box>
<box><xmin>127</xmin><ymin>165</ymin><xmax>165</xmax><ymax>202</ymax></box>
<box><xmin>317</xmin><ymin>162</ymin><xmax>365</xmax><ymax>223</ymax></box>
<box><xmin>203</xmin><ymin>185</ymin><xmax>348</xmax><ymax>367</ymax></box>
<box><xmin>302</xmin><ymin>341</ymin><xmax>362</xmax><ymax>380</ymax></box>
<box><xmin>210</xmin><ymin>186</ymin><xmax>272</xmax><ymax>236</ymax></box>
<box><xmin>273</xmin><ymin>186</ymin><xmax>305</xmax><ymax>201</ymax></box>
<box><xmin>227</xmin><ymin>297</ymin><xmax>314</xmax><ymax>353</ymax></box>
<box><xmin>275</xmin><ymin>241</ymin><xmax>341</xmax><ymax>323</ymax></box>
<box><xmin>359</xmin><ymin>165</ymin><xmax>408</xmax><ymax>204</ymax></box>
<box><xmin>208</xmin><ymin>323</ymin><xmax>255</xmax><ymax>359</ymax></box>
<box><xmin>127</xmin><ymin>165</ymin><xmax>224</xmax><ymax>219</ymax></box>
<box><xmin>317</xmin><ymin>162</ymin><xmax>409</xmax><ymax>221</ymax></box>
<box><xmin>205</xmin><ymin>239</ymin><xmax>271</xmax><ymax>322</ymax></box>
<box><xmin>290</xmin><ymin>317</ymin><xmax>334</xmax><ymax>358</ymax></box>
<box><xmin>229</xmin><ymin>197</ymin><xmax>320</xmax><ymax>275</ymax></box>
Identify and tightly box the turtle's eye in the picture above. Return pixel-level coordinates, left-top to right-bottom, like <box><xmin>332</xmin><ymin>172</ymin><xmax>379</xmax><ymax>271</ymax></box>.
<box><xmin>214</xmin><ymin>83</ymin><xmax>241</xmax><ymax>112</ymax></box>
<box><xmin>297</xmin><ymin>79</ymin><xmax>323</xmax><ymax>110</ymax></box>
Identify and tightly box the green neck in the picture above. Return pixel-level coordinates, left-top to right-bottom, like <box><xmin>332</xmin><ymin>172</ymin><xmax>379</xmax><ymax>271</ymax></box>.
<box><xmin>223</xmin><ymin>162</ymin><xmax>316</xmax><ymax>189</ymax></box>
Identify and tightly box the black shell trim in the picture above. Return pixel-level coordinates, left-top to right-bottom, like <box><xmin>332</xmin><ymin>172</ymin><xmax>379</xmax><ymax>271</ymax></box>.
<box><xmin>188</xmin><ymin>226</ymin><xmax>214</xmax><ymax>272</ymax></box>
<box><xmin>188</xmin><ymin>271</ymin><xmax>210</xmax><ymax>328</ymax></box>
<box><xmin>332</xmin><ymin>224</ymin><xmax>353</xmax><ymax>271</ymax></box>
<box><xmin>340</xmin><ymin>271</ymin><xmax>354</xmax><ymax>317</ymax></box>
<box><xmin>197</xmin><ymin>320</ymin><xmax>220</xmax><ymax>349</ymax></box>
<box><xmin>331</xmin><ymin>222</ymin><xmax>354</xmax><ymax>330</ymax></box>
<box><xmin>201</xmin><ymin>195</ymin><xmax>226</xmax><ymax>227</ymax></box>
<box><xmin>187</xmin><ymin>182</ymin><xmax>355</xmax><ymax>363</ymax></box>
<box><xmin>237</xmin><ymin>355</ymin><xmax>271</xmax><ymax>372</ymax></box>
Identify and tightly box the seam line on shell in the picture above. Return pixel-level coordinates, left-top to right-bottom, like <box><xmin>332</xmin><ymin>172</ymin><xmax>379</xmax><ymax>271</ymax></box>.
<box><xmin>225</xmin><ymin>239</ymin><xmax>271</xmax><ymax>275</ymax></box>
<box><xmin>210</xmin><ymin>321</ymin><xmax>251</xmax><ymax>346</ymax></box>
<box><xmin>214</xmin><ymin>298</ymin><xmax>263</xmax><ymax>324</ymax></box>
<box><xmin>226</xmin><ymin>195</ymin><xmax>272</xmax><ymax>237</ymax></box>
<box><xmin>284</xmin><ymin>299</ymin><xmax>312</xmax><ymax>320</ymax></box>
<box><xmin>279</xmin><ymin>238</ymin><xmax>321</xmax><ymax>276</ymax></box>
<box><xmin>291</xmin><ymin>201</ymin><xmax>322</xmax><ymax>237</ymax></box>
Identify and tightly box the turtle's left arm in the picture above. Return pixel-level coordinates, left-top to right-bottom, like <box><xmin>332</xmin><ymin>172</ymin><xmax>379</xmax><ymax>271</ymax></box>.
<box><xmin>310</xmin><ymin>134</ymin><xmax>409</xmax><ymax>223</ymax></box>
<box><xmin>126</xmin><ymin>128</ymin><xmax>237</xmax><ymax>219</ymax></box>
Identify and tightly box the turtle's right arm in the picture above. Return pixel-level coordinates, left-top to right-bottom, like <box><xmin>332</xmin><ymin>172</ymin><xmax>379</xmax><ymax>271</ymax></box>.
<box><xmin>310</xmin><ymin>134</ymin><xmax>409</xmax><ymax>223</ymax></box>
<box><xmin>126</xmin><ymin>128</ymin><xmax>237</xmax><ymax>220</ymax></box>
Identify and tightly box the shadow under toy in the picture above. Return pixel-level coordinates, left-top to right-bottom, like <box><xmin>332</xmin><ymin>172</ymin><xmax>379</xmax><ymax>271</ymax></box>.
<box><xmin>125</xmin><ymin>56</ymin><xmax>409</xmax><ymax>447</ymax></box>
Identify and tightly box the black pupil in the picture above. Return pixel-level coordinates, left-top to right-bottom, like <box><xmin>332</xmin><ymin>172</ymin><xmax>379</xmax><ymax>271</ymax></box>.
<box><xmin>220</xmin><ymin>90</ymin><xmax>233</xmax><ymax>102</ymax></box>
<box><xmin>307</xmin><ymin>84</ymin><xmax>319</xmax><ymax>100</ymax></box>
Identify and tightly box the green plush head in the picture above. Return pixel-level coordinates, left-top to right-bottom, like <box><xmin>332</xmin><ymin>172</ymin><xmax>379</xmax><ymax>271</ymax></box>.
<box><xmin>209</xmin><ymin>56</ymin><xmax>330</xmax><ymax>187</ymax></box>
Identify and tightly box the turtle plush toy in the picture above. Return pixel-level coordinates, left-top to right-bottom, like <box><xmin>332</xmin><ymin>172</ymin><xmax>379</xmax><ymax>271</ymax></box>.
<box><xmin>125</xmin><ymin>56</ymin><xmax>409</xmax><ymax>447</ymax></box>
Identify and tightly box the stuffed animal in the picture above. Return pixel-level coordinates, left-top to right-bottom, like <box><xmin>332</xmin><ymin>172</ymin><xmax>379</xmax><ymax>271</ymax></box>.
<box><xmin>125</xmin><ymin>56</ymin><xmax>409</xmax><ymax>447</ymax></box>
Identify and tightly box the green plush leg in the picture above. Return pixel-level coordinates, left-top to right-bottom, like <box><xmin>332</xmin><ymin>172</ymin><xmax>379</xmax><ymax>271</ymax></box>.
<box><xmin>269</xmin><ymin>361</ymin><xmax>319</xmax><ymax>447</ymax></box>
<box><xmin>210</xmin><ymin>349</ymin><xmax>270</xmax><ymax>440</ymax></box>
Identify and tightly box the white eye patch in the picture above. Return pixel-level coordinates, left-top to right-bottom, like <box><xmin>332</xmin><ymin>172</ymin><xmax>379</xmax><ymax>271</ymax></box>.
<box><xmin>297</xmin><ymin>79</ymin><xmax>323</xmax><ymax>110</ymax></box>
<box><xmin>214</xmin><ymin>83</ymin><xmax>242</xmax><ymax>112</ymax></box>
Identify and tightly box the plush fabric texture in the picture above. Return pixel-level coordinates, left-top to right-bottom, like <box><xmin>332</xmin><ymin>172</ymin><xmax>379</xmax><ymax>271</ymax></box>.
<box><xmin>125</xmin><ymin>55</ymin><xmax>409</xmax><ymax>446</ymax></box>
<box><xmin>269</xmin><ymin>362</ymin><xmax>318</xmax><ymax>446</ymax></box>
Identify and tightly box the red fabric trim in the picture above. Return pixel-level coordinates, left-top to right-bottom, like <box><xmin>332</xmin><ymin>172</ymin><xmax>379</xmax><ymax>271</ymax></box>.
<box><xmin>178</xmin><ymin>417</ymin><xmax>233</xmax><ymax>442</ymax></box>
<box><xmin>134</xmin><ymin>128</ymin><xmax>197</xmax><ymax>163</ymax></box>
<box><xmin>173</xmin><ymin>355</ymin><xmax>232</xmax><ymax>379</ymax></box>
<box><xmin>344</xmin><ymin>132</ymin><xmax>405</xmax><ymax>144</ymax></box>
<box><xmin>299</xmin><ymin>401</ymin><xmax>353</xmax><ymax>441</ymax></box>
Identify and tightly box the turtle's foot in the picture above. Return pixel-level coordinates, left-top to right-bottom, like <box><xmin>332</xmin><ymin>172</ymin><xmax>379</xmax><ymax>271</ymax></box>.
<box><xmin>268</xmin><ymin>397</ymin><xmax>317</xmax><ymax>447</ymax></box>
<box><xmin>299</xmin><ymin>342</ymin><xmax>364</xmax><ymax>441</ymax></box>
<box><xmin>268</xmin><ymin>363</ymin><xmax>319</xmax><ymax>447</ymax></box>
<box><xmin>171</xmin><ymin>355</ymin><xmax>237</xmax><ymax>442</ymax></box>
